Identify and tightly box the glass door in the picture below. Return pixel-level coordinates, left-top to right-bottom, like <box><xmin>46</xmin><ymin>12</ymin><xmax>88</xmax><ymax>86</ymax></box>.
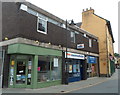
<box><xmin>15</xmin><ymin>60</ymin><xmax>27</xmax><ymax>87</ymax></box>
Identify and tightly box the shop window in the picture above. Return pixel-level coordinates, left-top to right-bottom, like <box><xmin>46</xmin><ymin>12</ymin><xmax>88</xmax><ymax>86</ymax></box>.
<box><xmin>37</xmin><ymin>56</ymin><xmax>50</xmax><ymax>82</ymax></box>
<box><xmin>37</xmin><ymin>56</ymin><xmax>61</xmax><ymax>82</ymax></box>
<box><xmin>68</xmin><ymin>60</ymin><xmax>81</xmax><ymax>78</ymax></box>
<box><xmin>37</xmin><ymin>17</ymin><xmax>47</xmax><ymax>34</ymax></box>
<box><xmin>51</xmin><ymin>58</ymin><xmax>61</xmax><ymax>81</ymax></box>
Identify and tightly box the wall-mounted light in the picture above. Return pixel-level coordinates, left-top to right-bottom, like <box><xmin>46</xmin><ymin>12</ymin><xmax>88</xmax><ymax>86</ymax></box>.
<box><xmin>48</xmin><ymin>42</ymin><xmax>51</xmax><ymax>45</ymax></box>
<box><xmin>35</xmin><ymin>40</ymin><xmax>39</xmax><ymax>44</ymax></box>
<box><xmin>5</xmin><ymin>37</ymin><xmax>8</xmax><ymax>40</ymax></box>
<box><xmin>59</xmin><ymin>45</ymin><xmax>61</xmax><ymax>48</ymax></box>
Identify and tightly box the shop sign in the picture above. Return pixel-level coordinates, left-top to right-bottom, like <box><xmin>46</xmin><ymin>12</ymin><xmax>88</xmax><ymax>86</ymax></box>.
<box><xmin>87</xmin><ymin>56</ymin><xmax>97</xmax><ymax>64</ymax></box>
<box><xmin>65</xmin><ymin>52</ymin><xmax>85</xmax><ymax>59</ymax></box>
<box><xmin>77</xmin><ymin>44</ymin><xmax>84</xmax><ymax>49</ymax></box>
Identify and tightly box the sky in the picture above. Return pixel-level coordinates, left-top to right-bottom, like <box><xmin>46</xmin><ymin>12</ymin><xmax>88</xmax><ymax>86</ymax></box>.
<box><xmin>27</xmin><ymin>0</ymin><xmax>119</xmax><ymax>53</ymax></box>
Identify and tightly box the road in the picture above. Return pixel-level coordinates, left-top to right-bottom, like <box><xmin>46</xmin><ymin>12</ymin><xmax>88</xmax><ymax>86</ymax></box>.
<box><xmin>68</xmin><ymin>69</ymin><xmax>119</xmax><ymax>94</ymax></box>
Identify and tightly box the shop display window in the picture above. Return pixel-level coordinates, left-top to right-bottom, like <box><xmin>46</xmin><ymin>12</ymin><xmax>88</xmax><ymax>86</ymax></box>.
<box><xmin>37</xmin><ymin>56</ymin><xmax>50</xmax><ymax>82</ymax></box>
<box><xmin>68</xmin><ymin>60</ymin><xmax>81</xmax><ymax>78</ymax></box>
<box><xmin>51</xmin><ymin>58</ymin><xmax>61</xmax><ymax>81</ymax></box>
<box><xmin>37</xmin><ymin>56</ymin><xmax>61</xmax><ymax>82</ymax></box>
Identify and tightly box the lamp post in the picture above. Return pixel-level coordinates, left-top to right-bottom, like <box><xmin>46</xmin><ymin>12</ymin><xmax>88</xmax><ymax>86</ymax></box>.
<box><xmin>0</xmin><ymin>49</ymin><xmax>5</xmax><ymax>89</ymax></box>
<box><xmin>65</xmin><ymin>20</ymin><xmax>68</xmax><ymax>84</ymax></box>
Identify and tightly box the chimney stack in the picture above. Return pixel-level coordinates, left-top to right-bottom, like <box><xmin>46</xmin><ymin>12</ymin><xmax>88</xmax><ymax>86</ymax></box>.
<box><xmin>82</xmin><ymin>7</ymin><xmax>94</xmax><ymax>14</ymax></box>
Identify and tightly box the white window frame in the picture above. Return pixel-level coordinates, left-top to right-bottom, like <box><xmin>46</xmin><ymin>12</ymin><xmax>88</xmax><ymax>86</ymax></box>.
<box><xmin>71</xmin><ymin>31</ymin><xmax>76</xmax><ymax>43</ymax></box>
<box><xmin>20</xmin><ymin>4</ymin><xmax>28</xmax><ymax>11</ymax></box>
<box><xmin>89</xmin><ymin>39</ymin><xmax>92</xmax><ymax>47</ymax></box>
<box><xmin>37</xmin><ymin>17</ymin><xmax>47</xmax><ymax>34</ymax></box>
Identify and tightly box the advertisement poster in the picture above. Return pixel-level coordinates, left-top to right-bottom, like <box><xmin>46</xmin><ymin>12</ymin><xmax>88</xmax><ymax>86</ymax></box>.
<box><xmin>73</xmin><ymin>64</ymin><xmax>77</xmax><ymax>73</ymax></box>
<box><xmin>37</xmin><ymin>67</ymin><xmax>41</xmax><ymax>71</ymax></box>
<box><xmin>28</xmin><ymin>65</ymin><xmax>32</xmax><ymax>70</ymax></box>
<box><xmin>17</xmin><ymin>75</ymin><xmax>21</xmax><ymax>80</ymax></box>
<box><xmin>10</xmin><ymin>76</ymin><xmax>13</xmax><ymax>85</ymax></box>
<box><xmin>54</xmin><ymin>58</ymin><xmax>58</xmax><ymax>67</ymax></box>
<box><xmin>28</xmin><ymin>61</ymin><xmax>32</xmax><ymax>66</ymax></box>
<box><xmin>69</xmin><ymin>65</ymin><xmax>72</xmax><ymax>73</ymax></box>
<box><xmin>11</xmin><ymin>60</ymin><xmax>15</xmax><ymax>65</ymax></box>
<box><xmin>28</xmin><ymin>74</ymin><xmax>31</xmax><ymax>78</ymax></box>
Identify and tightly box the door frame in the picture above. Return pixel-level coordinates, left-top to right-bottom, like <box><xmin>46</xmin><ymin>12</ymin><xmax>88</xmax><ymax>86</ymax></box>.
<box><xmin>14</xmin><ymin>59</ymin><xmax>28</xmax><ymax>88</ymax></box>
<box><xmin>8</xmin><ymin>55</ymin><xmax>33</xmax><ymax>88</ymax></box>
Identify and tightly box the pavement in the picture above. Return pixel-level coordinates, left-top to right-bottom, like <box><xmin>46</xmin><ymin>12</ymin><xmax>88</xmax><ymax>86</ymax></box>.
<box><xmin>1</xmin><ymin>69</ymin><xmax>119</xmax><ymax>94</ymax></box>
<box><xmin>2</xmin><ymin>76</ymin><xmax>110</xmax><ymax>93</ymax></box>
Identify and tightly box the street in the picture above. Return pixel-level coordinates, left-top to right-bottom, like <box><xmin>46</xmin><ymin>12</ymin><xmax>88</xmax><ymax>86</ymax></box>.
<box><xmin>1</xmin><ymin>69</ymin><xmax>119</xmax><ymax>95</ymax></box>
<box><xmin>69</xmin><ymin>69</ymin><xmax>118</xmax><ymax>93</ymax></box>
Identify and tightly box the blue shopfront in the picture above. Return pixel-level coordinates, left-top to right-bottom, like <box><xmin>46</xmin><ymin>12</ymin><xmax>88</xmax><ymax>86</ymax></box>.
<box><xmin>87</xmin><ymin>56</ymin><xmax>98</xmax><ymax>77</ymax></box>
<box><xmin>65</xmin><ymin>52</ymin><xmax>85</xmax><ymax>83</ymax></box>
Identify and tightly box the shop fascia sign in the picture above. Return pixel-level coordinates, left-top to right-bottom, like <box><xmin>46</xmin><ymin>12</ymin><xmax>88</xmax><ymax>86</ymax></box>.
<box><xmin>65</xmin><ymin>52</ymin><xmax>85</xmax><ymax>59</ymax></box>
<box><xmin>77</xmin><ymin>44</ymin><xmax>84</xmax><ymax>49</ymax></box>
<box><xmin>87</xmin><ymin>56</ymin><xmax>97</xmax><ymax>64</ymax></box>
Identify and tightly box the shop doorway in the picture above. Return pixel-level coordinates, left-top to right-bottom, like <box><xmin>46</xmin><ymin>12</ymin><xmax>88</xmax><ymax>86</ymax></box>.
<box><xmin>15</xmin><ymin>60</ymin><xmax>27</xmax><ymax>88</ymax></box>
<box><xmin>14</xmin><ymin>59</ymin><xmax>32</xmax><ymax>88</ymax></box>
<box><xmin>68</xmin><ymin>59</ymin><xmax>81</xmax><ymax>83</ymax></box>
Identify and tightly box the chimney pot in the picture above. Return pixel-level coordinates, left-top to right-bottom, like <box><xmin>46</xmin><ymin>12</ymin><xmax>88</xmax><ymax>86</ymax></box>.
<box><xmin>83</xmin><ymin>9</ymin><xmax>84</xmax><ymax>11</ymax></box>
<box><xmin>86</xmin><ymin>8</ymin><xmax>88</xmax><ymax>11</ymax></box>
<box><xmin>90</xmin><ymin>7</ymin><xmax>92</xmax><ymax>10</ymax></box>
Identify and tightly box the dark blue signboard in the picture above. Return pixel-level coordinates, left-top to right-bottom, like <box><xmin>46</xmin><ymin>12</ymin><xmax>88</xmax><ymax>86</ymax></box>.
<box><xmin>87</xmin><ymin>56</ymin><xmax>97</xmax><ymax>64</ymax></box>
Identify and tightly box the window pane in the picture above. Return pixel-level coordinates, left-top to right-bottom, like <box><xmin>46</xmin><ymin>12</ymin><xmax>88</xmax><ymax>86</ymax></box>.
<box><xmin>37</xmin><ymin>18</ymin><xmax>47</xmax><ymax>34</ymax></box>
<box><xmin>71</xmin><ymin>32</ymin><xmax>75</xmax><ymax>43</ymax></box>
<box><xmin>51</xmin><ymin>58</ymin><xmax>61</xmax><ymax>81</ymax></box>
<box><xmin>37</xmin><ymin>56</ymin><xmax>50</xmax><ymax>82</ymax></box>
<box><xmin>89</xmin><ymin>39</ymin><xmax>92</xmax><ymax>47</ymax></box>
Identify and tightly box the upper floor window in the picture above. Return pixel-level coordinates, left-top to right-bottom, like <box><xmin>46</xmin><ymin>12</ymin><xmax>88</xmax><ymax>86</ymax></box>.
<box><xmin>71</xmin><ymin>31</ymin><xmax>75</xmax><ymax>43</ymax></box>
<box><xmin>89</xmin><ymin>39</ymin><xmax>92</xmax><ymax>47</ymax></box>
<box><xmin>20</xmin><ymin>4</ymin><xmax>27</xmax><ymax>11</ymax></box>
<box><xmin>37</xmin><ymin>17</ymin><xmax>47</xmax><ymax>34</ymax></box>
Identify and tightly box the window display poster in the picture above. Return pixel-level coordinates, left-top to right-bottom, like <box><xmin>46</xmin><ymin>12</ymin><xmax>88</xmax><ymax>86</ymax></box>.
<box><xmin>28</xmin><ymin>74</ymin><xmax>31</xmax><ymax>78</ymax></box>
<box><xmin>11</xmin><ymin>60</ymin><xmax>15</xmax><ymax>66</ymax></box>
<box><xmin>73</xmin><ymin>64</ymin><xmax>77</xmax><ymax>73</ymax></box>
<box><xmin>69</xmin><ymin>65</ymin><xmax>72</xmax><ymax>73</ymax></box>
<box><xmin>28</xmin><ymin>65</ymin><xmax>32</xmax><ymax>70</ymax></box>
<box><xmin>28</xmin><ymin>61</ymin><xmax>32</xmax><ymax>66</ymax></box>
<box><xmin>38</xmin><ymin>67</ymin><xmax>41</xmax><ymax>71</ymax></box>
<box><xmin>10</xmin><ymin>76</ymin><xmax>13</xmax><ymax>85</ymax></box>
<box><xmin>17</xmin><ymin>75</ymin><xmax>21</xmax><ymax>80</ymax></box>
<box><xmin>54</xmin><ymin>58</ymin><xmax>58</xmax><ymax>67</ymax></box>
<box><xmin>10</xmin><ymin>69</ymin><xmax>14</xmax><ymax>75</ymax></box>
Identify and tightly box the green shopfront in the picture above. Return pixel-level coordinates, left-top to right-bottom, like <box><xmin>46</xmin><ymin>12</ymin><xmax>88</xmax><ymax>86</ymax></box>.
<box><xmin>7</xmin><ymin>43</ymin><xmax>62</xmax><ymax>88</ymax></box>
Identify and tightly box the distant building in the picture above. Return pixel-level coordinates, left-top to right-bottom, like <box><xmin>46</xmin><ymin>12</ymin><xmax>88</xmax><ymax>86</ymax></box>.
<box><xmin>81</xmin><ymin>8</ymin><xmax>115</xmax><ymax>77</ymax></box>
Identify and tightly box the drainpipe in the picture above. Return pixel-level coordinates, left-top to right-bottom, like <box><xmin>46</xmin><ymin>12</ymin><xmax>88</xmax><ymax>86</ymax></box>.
<box><xmin>105</xmin><ymin>23</ymin><xmax>109</xmax><ymax>77</ymax></box>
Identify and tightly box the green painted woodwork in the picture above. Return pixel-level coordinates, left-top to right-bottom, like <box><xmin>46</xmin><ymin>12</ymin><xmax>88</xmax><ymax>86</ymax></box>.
<box><xmin>32</xmin><ymin>55</ymin><xmax>38</xmax><ymax>89</ymax></box>
<box><xmin>37</xmin><ymin>80</ymin><xmax>61</xmax><ymax>88</ymax></box>
<box><xmin>8</xmin><ymin>44</ymin><xmax>62</xmax><ymax>56</ymax></box>
<box><xmin>8</xmin><ymin>55</ymin><xmax>33</xmax><ymax>88</ymax></box>
<box><xmin>8</xmin><ymin>43</ymin><xmax>62</xmax><ymax>88</ymax></box>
